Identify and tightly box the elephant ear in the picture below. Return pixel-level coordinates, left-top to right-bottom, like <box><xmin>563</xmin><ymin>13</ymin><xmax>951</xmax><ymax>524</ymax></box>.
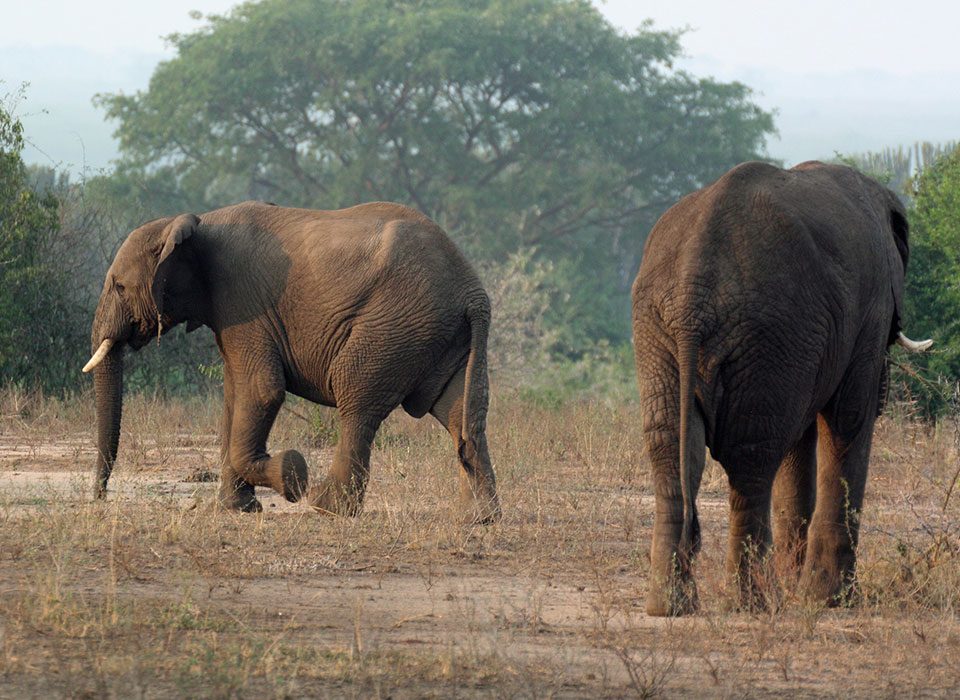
<box><xmin>887</xmin><ymin>207</ymin><xmax>909</xmax><ymax>345</ymax></box>
<box><xmin>151</xmin><ymin>213</ymin><xmax>200</xmax><ymax>325</ymax></box>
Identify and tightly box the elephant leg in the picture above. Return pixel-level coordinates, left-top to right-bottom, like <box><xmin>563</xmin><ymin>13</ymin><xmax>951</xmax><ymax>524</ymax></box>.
<box><xmin>429</xmin><ymin>367</ymin><xmax>501</xmax><ymax>525</ymax></box>
<box><xmin>228</xmin><ymin>366</ymin><xmax>308</xmax><ymax>503</ymax></box>
<box><xmin>218</xmin><ymin>362</ymin><xmax>261</xmax><ymax>512</ymax></box>
<box><xmin>310</xmin><ymin>333</ymin><xmax>410</xmax><ymax>516</ymax></box>
<box><xmin>801</xmin><ymin>413</ymin><xmax>873</xmax><ymax>605</ymax></box>
<box><xmin>726</xmin><ymin>472</ymin><xmax>775</xmax><ymax>611</ymax></box>
<box><xmin>644</xmin><ymin>405</ymin><xmax>706</xmax><ymax>617</ymax></box>
<box><xmin>309</xmin><ymin>411</ymin><xmax>383</xmax><ymax>516</ymax></box>
<box><xmin>771</xmin><ymin>422</ymin><xmax>817</xmax><ymax>578</ymax></box>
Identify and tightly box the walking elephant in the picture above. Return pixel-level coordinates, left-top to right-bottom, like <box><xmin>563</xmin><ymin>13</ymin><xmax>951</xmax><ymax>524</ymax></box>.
<box><xmin>632</xmin><ymin>161</ymin><xmax>931</xmax><ymax>616</ymax></box>
<box><xmin>84</xmin><ymin>201</ymin><xmax>500</xmax><ymax>523</ymax></box>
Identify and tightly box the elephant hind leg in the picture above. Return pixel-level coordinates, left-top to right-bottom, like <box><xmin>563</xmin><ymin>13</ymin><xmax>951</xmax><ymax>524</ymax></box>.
<box><xmin>801</xmin><ymin>414</ymin><xmax>874</xmax><ymax>606</ymax></box>
<box><xmin>801</xmin><ymin>355</ymin><xmax>883</xmax><ymax>606</ymax></box>
<box><xmin>771</xmin><ymin>422</ymin><xmax>817</xmax><ymax>580</ymax></box>
<box><xmin>726</xmin><ymin>472</ymin><xmax>776</xmax><ymax>612</ymax></box>
<box><xmin>311</xmin><ymin>338</ymin><xmax>408</xmax><ymax>517</ymax></box>
<box><xmin>308</xmin><ymin>411</ymin><xmax>384</xmax><ymax>517</ymax></box>
<box><xmin>429</xmin><ymin>367</ymin><xmax>500</xmax><ymax>525</ymax></box>
<box><xmin>644</xmin><ymin>408</ymin><xmax>707</xmax><ymax>617</ymax></box>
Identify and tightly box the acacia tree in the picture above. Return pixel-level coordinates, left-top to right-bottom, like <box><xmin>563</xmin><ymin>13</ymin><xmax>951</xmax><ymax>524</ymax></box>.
<box><xmin>96</xmin><ymin>0</ymin><xmax>774</xmax><ymax>349</ymax></box>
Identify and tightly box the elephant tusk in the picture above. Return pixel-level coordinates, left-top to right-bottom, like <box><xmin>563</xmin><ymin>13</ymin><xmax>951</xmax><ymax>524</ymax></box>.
<box><xmin>896</xmin><ymin>332</ymin><xmax>933</xmax><ymax>353</ymax></box>
<box><xmin>82</xmin><ymin>339</ymin><xmax>115</xmax><ymax>373</ymax></box>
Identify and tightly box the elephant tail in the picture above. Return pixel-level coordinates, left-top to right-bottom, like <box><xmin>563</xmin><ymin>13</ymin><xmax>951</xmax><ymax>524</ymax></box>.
<box><xmin>677</xmin><ymin>335</ymin><xmax>703</xmax><ymax>560</ymax></box>
<box><xmin>460</xmin><ymin>292</ymin><xmax>491</xmax><ymax>459</ymax></box>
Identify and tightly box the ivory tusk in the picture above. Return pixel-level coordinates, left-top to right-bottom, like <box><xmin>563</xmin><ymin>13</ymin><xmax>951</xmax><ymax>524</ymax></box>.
<box><xmin>896</xmin><ymin>332</ymin><xmax>933</xmax><ymax>353</ymax></box>
<box><xmin>82</xmin><ymin>339</ymin><xmax>115</xmax><ymax>373</ymax></box>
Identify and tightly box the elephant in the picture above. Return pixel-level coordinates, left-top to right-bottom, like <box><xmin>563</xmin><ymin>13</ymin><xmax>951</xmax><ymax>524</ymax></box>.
<box><xmin>83</xmin><ymin>200</ymin><xmax>500</xmax><ymax>523</ymax></box>
<box><xmin>631</xmin><ymin>161</ymin><xmax>931</xmax><ymax>616</ymax></box>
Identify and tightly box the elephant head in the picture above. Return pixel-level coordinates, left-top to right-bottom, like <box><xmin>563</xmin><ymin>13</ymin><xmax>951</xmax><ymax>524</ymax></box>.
<box><xmin>791</xmin><ymin>161</ymin><xmax>931</xmax><ymax>354</ymax></box>
<box><xmin>83</xmin><ymin>214</ymin><xmax>207</xmax><ymax>498</ymax></box>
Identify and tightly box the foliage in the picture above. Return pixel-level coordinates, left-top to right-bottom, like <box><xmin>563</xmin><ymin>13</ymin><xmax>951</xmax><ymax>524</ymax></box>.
<box><xmin>483</xmin><ymin>248</ymin><xmax>557</xmax><ymax>380</ymax></box>
<box><xmin>840</xmin><ymin>141</ymin><xmax>959</xmax><ymax>203</ymax></box>
<box><xmin>483</xmin><ymin>248</ymin><xmax>635</xmax><ymax>403</ymax></box>
<box><xmin>0</xmin><ymin>94</ymin><xmax>87</xmax><ymax>392</ymax></box>
<box><xmin>95</xmin><ymin>0</ymin><xmax>774</xmax><ymax>357</ymax></box>
<box><xmin>897</xmin><ymin>146</ymin><xmax>960</xmax><ymax>415</ymax></box>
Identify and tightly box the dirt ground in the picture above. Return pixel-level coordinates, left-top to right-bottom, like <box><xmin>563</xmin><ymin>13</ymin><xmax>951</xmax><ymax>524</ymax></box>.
<box><xmin>0</xmin><ymin>392</ymin><xmax>958</xmax><ymax>698</ymax></box>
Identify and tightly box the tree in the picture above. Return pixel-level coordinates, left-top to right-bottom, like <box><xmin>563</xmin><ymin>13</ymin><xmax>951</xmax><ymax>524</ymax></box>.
<box><xmin>0</xmin><ymin>96</ymin><xmax>86</xmax><ymax>391</ymax></box>
<box><xmin>96</xmin><ymin>0</ymin><xmax>774</xmax><ymax>352</ymax></box>
<box><xmin>842</xmin><ymin>141</ymin><xmax>959</xmax><ymax>205</ymax></box>
<box><xmin>902</xmin><ymin>145</ymin><xmax>960</xmax><ymax>404</ymax></box>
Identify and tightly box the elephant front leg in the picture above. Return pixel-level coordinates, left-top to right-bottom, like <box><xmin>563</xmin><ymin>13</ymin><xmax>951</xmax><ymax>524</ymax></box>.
<box><xmin>801</xmin><ymin>414</ymin><xmax>872</xmax><ymax>605</ymax></box>
<box><xmin>309</xmin><ymin>414</ymin><xmax>380</xmax><ymax>517</ymax></box>
<box><xmin>228</xmin><ymin>378</ymin><xmax>309</xmax><ymax>504</ymax></box>
<box><xmin>217</xmin><ymin>364</ymin><xmax>261</xmax><ymax>512</ymax></box>
<box><xmin>219</xmin><ymin>464</ymin><xmax>262</xmax><ymax>512</ymax></box>
<box><xmin>726</xmin><ymin>475</ymin><xmax>774</xmax><ymax>611</ymax></box>
<box><xmin>771</xmin><ymin>423</ymin><xmax>817</xmax><ymax>579</ymax></box>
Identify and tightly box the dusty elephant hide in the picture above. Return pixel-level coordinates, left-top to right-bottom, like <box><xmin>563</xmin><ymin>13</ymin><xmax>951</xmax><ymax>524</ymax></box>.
<box><xmin>86</xmin><ymin>201</ymin><xmax>500</xmax><ymax>523</ymax></box>
<box><xmin>632</xmin><ymin>160</ymin><xmax>930</xmax><ymax>616</ymax></box>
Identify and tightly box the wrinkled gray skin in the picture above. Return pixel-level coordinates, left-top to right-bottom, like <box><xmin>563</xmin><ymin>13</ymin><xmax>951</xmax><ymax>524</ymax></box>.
<box><xmin>88</xmin><ymin>201</ymin><xmax>500</xmax><ymax>523</ymax></box>
<box><xmin>632</xmin><ymin>161</ymin><xmax>925</xmax><ymax>615</ymax></box>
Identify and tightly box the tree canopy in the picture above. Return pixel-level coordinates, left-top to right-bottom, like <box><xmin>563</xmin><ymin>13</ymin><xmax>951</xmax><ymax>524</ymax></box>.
<box><xmin>95</xmin><ymin>0</ymin><xmax>774</xmax><ymax>351</ymax></box>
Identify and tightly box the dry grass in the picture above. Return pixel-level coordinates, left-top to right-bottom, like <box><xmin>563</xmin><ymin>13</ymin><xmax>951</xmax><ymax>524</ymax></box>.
<box><xmin>0</xmin><ymin>385</ymin><xmax>958</xmax><ymax>697</ymax></box>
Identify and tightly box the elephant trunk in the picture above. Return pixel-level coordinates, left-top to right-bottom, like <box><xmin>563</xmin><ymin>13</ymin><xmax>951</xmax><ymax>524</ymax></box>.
<box><xmin>88</xmin><ymin>295</ymin><xmax>128</xmax><ymax>500</ymax></box>
<box><xmin>92</xmin><ymin>345</ymin><xmax>123</xmax><ymax>499</ymax></box>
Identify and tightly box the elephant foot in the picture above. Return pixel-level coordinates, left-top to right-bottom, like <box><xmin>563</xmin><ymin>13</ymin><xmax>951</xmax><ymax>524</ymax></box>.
<box><xmin>728</xmin><ymin>558</ymin><xmax>780</xmax><ymax>614</ymax></box>
<box><xmin>462</xmin><ymin>493</ymin><xmax>502</xmax><ymax>525</ymax></box>
<box><xmin>459</xmin><ymin>471</ymin><xmax>501</xmax><ymax>525</ymax></box>
<box><xmin>218</xmin><ymin>481</ymin><xmax>263</xmax><ymax>513</ymax></box>
<box><xmin>646</xmin><ymin>556</ymin><xmax>699</xmax><ymax>617</ymax></box>
<box><xmin>799</xmin><ymin>564</ymin><xmax>858</xmax><ymax>607</ymax></box>
<box><xmin>721</xmin><ymin>580</ymin><xmax>780</xmax><ymax>615</ymax></box>
<box><xmin>646</xmin><ymin>579</ymin><xmax>699</xmax><ymax>617</ymax></box>
<box><xmin>799</xmin><ymin>536</ymin><xmax>858</xmax><ymax>607</ymax></box>
<box><xmin>262</xmin><ymin>450</ymin><xmax>309</xmax><ymax>503</ymax></box>
<box><xmin>308</xmin><ymin>478</ymin><xmax>364</xmax><ymax>517</ymax></box>
<box><xmin>772</xmin><ymin>548</ymin><xmax>806</xmax><ymax>589</ymax></box>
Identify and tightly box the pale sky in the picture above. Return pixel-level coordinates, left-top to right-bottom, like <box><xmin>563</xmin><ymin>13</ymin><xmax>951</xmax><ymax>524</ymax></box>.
<box><xmin>603</xmin><ymin>0</ymin><xmax>960</xmax><ymax>76</ymax></box>
<box><xmin>2</xmin><ymin>0</ymin><xmax>958</xmax><ymax>174</ymax></box>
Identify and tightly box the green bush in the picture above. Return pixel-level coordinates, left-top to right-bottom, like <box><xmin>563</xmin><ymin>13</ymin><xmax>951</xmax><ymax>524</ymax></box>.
<box><xmin>897</xmin><ymin>146</ymin><xmax>960</xmax><ymax>416</ymax></box>
<box><xmin>0</xmin><ymin>97</ymin><xmax>87</xmax><ymax>392</ymax></box>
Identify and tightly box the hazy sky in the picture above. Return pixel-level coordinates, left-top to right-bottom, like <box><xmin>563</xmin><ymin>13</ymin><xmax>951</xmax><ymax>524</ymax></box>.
<box><xmin>2</xmin><ymin>0</ymin><xmax>958</xmax><ymax>174</ymax></box>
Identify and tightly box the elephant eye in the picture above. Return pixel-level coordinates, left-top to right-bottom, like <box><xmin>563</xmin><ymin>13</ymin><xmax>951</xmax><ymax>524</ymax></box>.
<box><xmin>115</xmin><ymin>282</ymin><xmax>126</xmax><ymax>295</ymax></box>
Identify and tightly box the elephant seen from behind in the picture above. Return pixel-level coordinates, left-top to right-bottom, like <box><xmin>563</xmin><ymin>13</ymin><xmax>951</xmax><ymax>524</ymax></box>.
<box><xmin>85</xmin><ymin>201</ymin><xmax>500</xmax><ymax>523</ymax></box>
<box><xmin>632</xmin><ymin>161</ymin><xmax>931</xmax><ymax>615</ymax></box>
